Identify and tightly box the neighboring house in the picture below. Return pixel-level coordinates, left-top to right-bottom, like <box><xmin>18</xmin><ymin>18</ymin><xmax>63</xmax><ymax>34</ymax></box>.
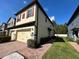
<box><xmin>1</xmin><ymin>23</ymin><xmax>7</xmax><ymax>31</ymax></box>
<box><xmin>7</xmin><ymin>17</ymin><xmax>16</xmax><ymax>28</ymax></box>
<box><xmin>7</xmin><ymin>17</ymin><xmax>16</xmax><ymax>37</ymax></box>
<box><xmin>67</xmin><ymin>6</ymin><xmax>79</xmax><ymax>41</ymax></box>
<box><xmin>7</xmin><ymin>0</ymin><xmax>54</xmax><ymax>44</ymax></box>
<box><xmin>0</xmin><ymin>23</ymin><xmax>7</xmax><ymax>36</ymax></box>
<box><xmin>0</xmin><ymin>25</ymin><xmax>2</xmax><ymax>31</ymax></box>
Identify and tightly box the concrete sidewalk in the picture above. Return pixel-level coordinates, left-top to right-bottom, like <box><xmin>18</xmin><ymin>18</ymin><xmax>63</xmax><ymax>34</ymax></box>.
<box><xmin>69</xmin><ymin>42</ymin><xmax>79</xmax><ymax>52</ymax></box>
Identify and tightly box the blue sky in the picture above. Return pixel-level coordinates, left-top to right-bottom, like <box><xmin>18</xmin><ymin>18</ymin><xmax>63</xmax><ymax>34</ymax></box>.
<box><xmin>0</xmin><ymin>0</ymin><xmax>79</xmax><ymax>24</ymax></box>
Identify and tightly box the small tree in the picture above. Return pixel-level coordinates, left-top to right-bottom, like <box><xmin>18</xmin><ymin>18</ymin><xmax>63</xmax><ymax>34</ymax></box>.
<box><xmin>55</xmin><ymin>24</ymin><xmax>68</xmax><ymax>34</ymax></box>
<box><xmin>52</xmin><ymin>20</ymin><xmax>57</xmax><ymax>33</ymax></box>
<box><xmin>52</xmin><ymin>21</ymin><xmax>68</xmax><ymax>34</ymax></box>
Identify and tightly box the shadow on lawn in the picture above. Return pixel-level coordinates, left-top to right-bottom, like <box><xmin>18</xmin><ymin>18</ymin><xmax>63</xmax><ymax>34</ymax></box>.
<box><xmin>53</xmin><ymin>36</ymin><xmax>65</xmax><ymax>42</ymax></box>
<box><xmin>40</xmin><ymin>36</ymin><xmax>65</xmax><ymax>45</ymax></box>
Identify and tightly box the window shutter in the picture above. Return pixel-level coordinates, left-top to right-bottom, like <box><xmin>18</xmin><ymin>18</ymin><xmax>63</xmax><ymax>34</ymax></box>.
<box><xmin>32</xmin><ymin>7</ymin><xmax>34</xmax><ymax>16</ymax></box>
<box><xmin>26</xmin><ymin>11</ymin><xmax>28</xmax><ymax>18</ymax></box>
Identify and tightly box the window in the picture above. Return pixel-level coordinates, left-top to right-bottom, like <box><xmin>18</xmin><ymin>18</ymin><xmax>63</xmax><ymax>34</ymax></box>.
<box><xmin>45</xmin><ymin>17</ymin><xmax>47</xmax><ymax>22</ymax></box>
<box><xmin>8</xmin><ymin>22</ymin><xmax>13</xmax><ymax>26</ymax></box>
<box><xmin>50</xmin><ymin>25</ymin><xmax>51</xmax><ymax>27</ymax></box>
<box><xmin>8</xmin><ymin>23</ymin><xmax>10</xmax><ymax>26</ymax></box>
<box><xmin>27</xmin><ymin>8</ymin><xmax>33</xmax><ymax>18</ymax></box>
<box><xmin>22</xmin><ymin>13</ymin><xmax>25</xmax><ymax>19</ymax></box>
<box><xmin>17</xmin><ymin>15</ymin><xmax>21</xmax><ymax>22</ymax></box>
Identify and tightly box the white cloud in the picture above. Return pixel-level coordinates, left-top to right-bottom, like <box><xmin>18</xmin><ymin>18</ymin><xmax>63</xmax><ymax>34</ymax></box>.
<box><xmin>44</xmin><ymin>8</ymin><xmax>48</xmax><ymax>11</ymax></box>
<box><xmin>23</xmin><ymin>0</ymin><xmax>27</xmax><ymax>4</ymax></box>
<box><xmin>49</xmin><ymin>16</ymin><xmax>55</xmax><ymax>21</ymax></box>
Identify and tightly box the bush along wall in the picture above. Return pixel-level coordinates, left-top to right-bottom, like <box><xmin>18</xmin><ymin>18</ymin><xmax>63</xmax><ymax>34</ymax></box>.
<box><xmin>0</xmin><ymin>36</ymin><xmax>11</xmax><ymax>43</ymax></box>
<box><xmin>27</xmin><ymin>39</ymin><xmax>36</xmax><ymax>48</ymax></box>
<box><xmin>27</xmin><ymin>39</ymin><xmax>40</xmax><ymax>48</ymax></box>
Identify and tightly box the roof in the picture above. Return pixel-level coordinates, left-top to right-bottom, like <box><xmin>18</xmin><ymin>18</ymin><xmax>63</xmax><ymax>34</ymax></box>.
<box><xmin>67</xmin><ymin>6</ymin><xmax>79</xmax><ymax>26</ymax></box>
<box><xmin>15</xmin><ymin>0</ymin><xmax>54</xmax><ymax>26</ymax></box>
<box><xmin>15</xmin><ymin>1</ymin><xmax>36</xmax><ymax>15</ymax></box>
<box><xmin>1</xmin><ymin>23</ymin><xmax>7</xmax><ymax>26</ymax></box>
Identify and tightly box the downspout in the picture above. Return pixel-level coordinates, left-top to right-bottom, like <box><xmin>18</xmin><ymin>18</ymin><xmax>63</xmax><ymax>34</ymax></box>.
<box><xmin>35</xmin><ymin>2</ymin><xmax>39</xmax><ymax>45</ymax></box>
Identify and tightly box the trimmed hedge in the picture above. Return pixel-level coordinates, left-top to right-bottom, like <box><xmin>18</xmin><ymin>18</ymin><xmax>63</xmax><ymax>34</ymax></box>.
<box><xmin>27</xmin><ymin>39</ymin><xmax>36</xmax><ymax>48</ymax></box>
<box><xmin>0</xmin><ymin>36</ymin><xmax>11</xmax><ymax>43</ymax></box>
<box><xmin>27</xmin><ymin>39</ymin><xmax>40</xmax><ymax>48</ymax></box>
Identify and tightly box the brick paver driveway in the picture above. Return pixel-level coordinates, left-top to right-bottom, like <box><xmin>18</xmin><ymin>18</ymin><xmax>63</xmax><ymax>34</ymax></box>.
<box><xmin>0</xmin><ymin>41</ymin><xmax>26</xmax><ymax>58</ymax></box>
<box><xmin>0</xmin><ymin>41</ymin><xmax>52</xmax><ymax>59</ymax></box>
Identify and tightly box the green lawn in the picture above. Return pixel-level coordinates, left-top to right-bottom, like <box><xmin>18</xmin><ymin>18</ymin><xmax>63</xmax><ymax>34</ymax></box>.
<box><xmin>43</xmin><ymin>37</ymin><xmax>79</xmax><ymax>59</ymax></box>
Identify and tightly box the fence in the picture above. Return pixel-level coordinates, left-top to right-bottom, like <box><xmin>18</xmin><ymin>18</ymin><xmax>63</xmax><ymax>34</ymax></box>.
<box><xmin>55</xmin><ymin>34</ymin><xmax>67</xmax><ymax>37</ymax></box>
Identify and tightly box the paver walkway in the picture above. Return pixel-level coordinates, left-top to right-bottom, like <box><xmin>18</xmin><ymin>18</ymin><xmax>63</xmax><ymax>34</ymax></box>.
<box><xmin>0</xmin><ymin>41</ymin><xmax>52</xmax><ymax>59</ymax></box>
<box><xmin>69</xmin><ymin>42</ymin><xmax>79</xmax><ymax>52</ymax></box>
<box><xmin>18</xmin><ymin>43</ymin><xmax>52</xmax><ymax>59</ymax></box>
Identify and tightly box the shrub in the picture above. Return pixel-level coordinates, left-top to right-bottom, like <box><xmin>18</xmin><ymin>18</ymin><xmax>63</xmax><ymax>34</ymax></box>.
<box><xmin>0</xmin><ymin>36</ymin><xmax>11</xmax><ymax>43</ymax></box>
<box><xmin>40</xmin><ymin>36</ymin><xmax>52</xmax><ymax>44</ymax></box>
<box><xmin>27</xmin><ymin>39</ymin><xmax>36</xmax><ymax>48</ymax></box>
<box><xmin>27</xmin><ymin>39</ymin><xmax>41</xmax><ymax>48</ymax></box>
<box><xmin>65</xmin><ymin>37</ymin><xmax>74</xmax><ymax>42</ymax></box>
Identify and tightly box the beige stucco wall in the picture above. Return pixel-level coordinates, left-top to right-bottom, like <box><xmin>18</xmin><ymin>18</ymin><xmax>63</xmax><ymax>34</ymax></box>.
<box><xmin>16</xmin><ymin>4</ymin><xmax>36</xmax><ymax>26</ymax></box>
<box><xmin>37</xmin><ymin>7</ymin><xmax>53</xmax><ymax>43</ymax></box>
<box><xmin>10</xmin><ymin>26</ymin><xmax>35</xmax><ymax>42</ymax></box>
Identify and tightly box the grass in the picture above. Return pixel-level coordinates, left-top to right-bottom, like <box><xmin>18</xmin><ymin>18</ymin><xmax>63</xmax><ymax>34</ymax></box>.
<box><xmin>43</xmin><ymin>37</ymin><xmax>79</xmax><ymax>59</ymax></box>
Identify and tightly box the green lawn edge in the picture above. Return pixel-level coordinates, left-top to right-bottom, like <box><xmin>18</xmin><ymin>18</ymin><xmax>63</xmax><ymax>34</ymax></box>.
<box><xmin>42</xmin><ymin>37</ymin><xmax>79</xmax><ymax>59</ymax></box>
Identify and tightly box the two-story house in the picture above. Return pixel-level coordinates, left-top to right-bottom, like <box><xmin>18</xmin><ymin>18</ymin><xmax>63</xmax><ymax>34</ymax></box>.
<box><xmin>67</xmin><ymin>6</ymin><xmax>79</xmax><ymax>41</ymax></box>
<box><xmin>7</xmin><ymin>17</ymin><xmax>16</xmax><ymax>40</ymax></box>
<box><xmin>1</xmin><ymin>23</ymin><xmax>7</xmax><ymax>31</ymax></box>
<box><xmin>0</xmin><ymin>25</ymin><xmax>2</xmax><ymax>31</ymax></box>
<box><xmin>7</xmin><ymin>0</ymin><xmax>54</xmax><ymax>44</ymax></box>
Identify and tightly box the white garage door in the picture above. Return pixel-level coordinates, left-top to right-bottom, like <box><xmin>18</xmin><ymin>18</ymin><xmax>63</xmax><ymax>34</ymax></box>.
<box><xmin>17</xmin><ymin>29</ymin><xmax>31</xmax><ymax>43</ymax></box>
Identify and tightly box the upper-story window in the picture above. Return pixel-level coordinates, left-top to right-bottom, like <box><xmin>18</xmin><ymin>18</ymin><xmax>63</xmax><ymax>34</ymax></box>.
<box><xmin>22</xmin><ymin>13</ymin><xmax>25</xmax><ymax>19</ymax></box>
<box><xmin>8</xmin><ymin>23</ymin><xmax>10</xmax><ymax>26</ymax></box>
<box><xmin>27</xmin><ymin>8</ymin><xmax>33</xmax><ymax>18</ymax></box>
<box><xmin>8</xmin><ymin>21</ymin><xmax>13</xmax><ymax>26</ymax></box>
<box><xmin>17</xmin><ymin>15</ymin><xmax>21</xmax><ymax>22</ymax></box>
<box><xmin>45</xmin><ymin>17</ymin><xmax>47</xmax><ymax>22</ymax></box>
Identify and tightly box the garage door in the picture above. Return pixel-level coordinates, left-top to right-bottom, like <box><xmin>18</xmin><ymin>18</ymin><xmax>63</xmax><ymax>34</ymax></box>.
<box><xmin>17</xmin><ymin>29</ymin><xmax>31</xmax><ymax>43</ymax></box>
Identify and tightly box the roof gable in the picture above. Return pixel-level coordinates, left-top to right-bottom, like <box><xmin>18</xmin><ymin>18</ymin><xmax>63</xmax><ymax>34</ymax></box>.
<box><xmin>15</xmin><ymin>1</ymin><xmax>36</xmax><ymax>15</ymax></box>
<box><xmin>36</xmin><ymin>1</ymin><xmax>54</xmax><ymax>26</ymax></box>
<box><xmin>7</xmin><ymin>17</ymin><xmax>16</xmax><ymax>23</ymax></box>
<box><xmin>67</xmin><ymin>6</ymin><xmax>79</xmax><ymax>26</ymax></box>
<box><xmin>1</xmin><ymin>23</ymin><xmax>7</xmax><ymax>27</ymax></box>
